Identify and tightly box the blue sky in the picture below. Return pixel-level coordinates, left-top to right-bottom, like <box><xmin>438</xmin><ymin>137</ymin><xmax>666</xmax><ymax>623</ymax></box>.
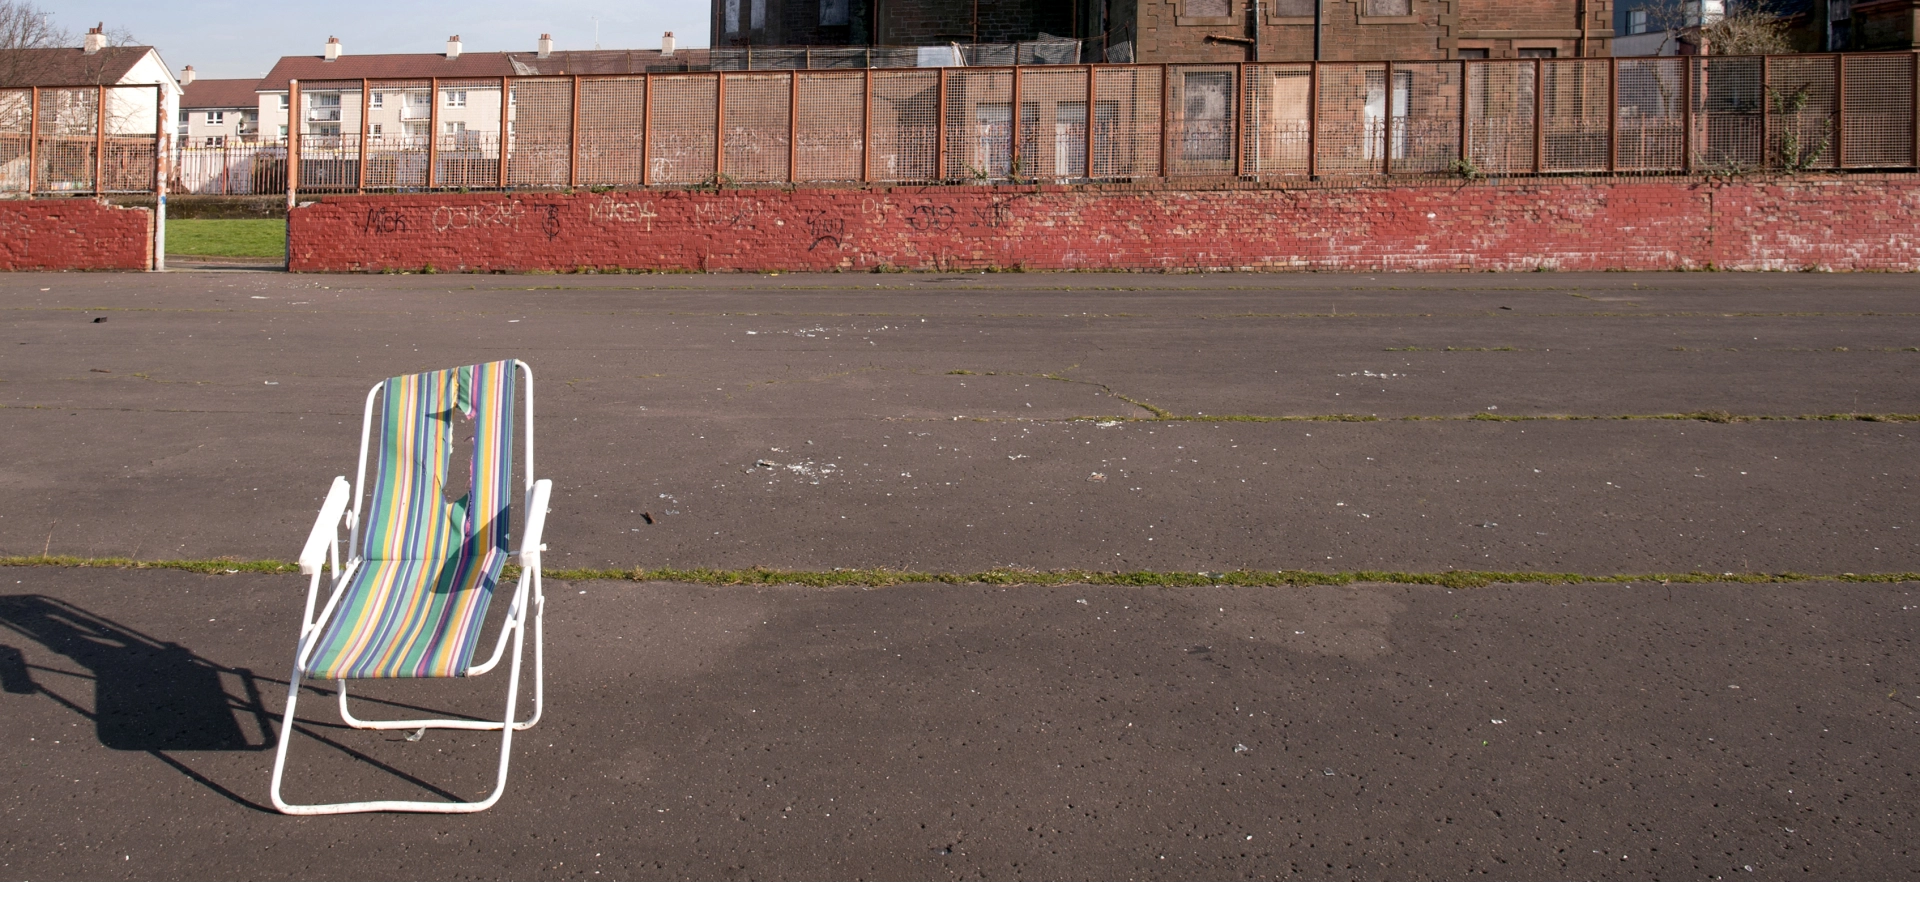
<box><xmin>53</xmin><ymin>1</ymin><xmax>712</xmax><ymax>79</ymax></box>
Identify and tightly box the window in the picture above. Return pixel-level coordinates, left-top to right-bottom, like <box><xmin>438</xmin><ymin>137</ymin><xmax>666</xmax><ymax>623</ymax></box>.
<box><xmin>751</xmin><ymin>0</ymin><xmax>765</xmax><ymax>29</ymax></box>
<box><xmin>203</xmin><ymin>135</ymin><xmax>223</xmax><ymax>147</ymax></box>
<box><xmin>370</xmin><ymin>123</ymin><xmax>382</xmax><ymax>136</ymax></box>
<box><xmin>443</xmin><ymin>121</ymin><xmax>466</xmax><ymax>134</ymax></box>
<box><xmin>1628</xmin><ymin>10</ymin><xmax>1648</xmax><ymax>34</ymax></box>
<box><xmin>1186</xmin><ymin>0</ymin><xmax>1230</xmax><ymax>17</ymax></box>
<box><xmin>1364</xmin><ymin>69</ymin><xmax>1410</xmax><ymax>161</ymax></box>
<box><xmin>725</xmin><ymin>0</ymin><xmax>741</xmax><ymax>34</ymax></box>
<box><xmin>820</xmin><ymin>0</ymin><xmax>848</xmax><ymax>26</ymax></box>
<box><xmin>278</xmin><ymin>94</ymin><xmax>289</xmax><ymax>110</ymax></box>
<box><xmin>1364</xmin><ymin>0</ymin><xmax>1411</xmax><ymax>15</ymax></box>
<box><xmin>205</xmin><ymin>110</ymin><xmax>224</xmax><ymax>125</ymax></box>
<box><xmin>370</xmin><ymin>92</ymin><xmax>384</xmax><ymax>109</ymax></box>
<box><xmin>1180</xmin><ymin>71</ymin><xmax>1233</xmax><ymax>162</ymax></box>
<box><xmin>445</xmin><ymin>90</ymin><xmax>467</xmax><ymax>108</ymax></box>
<box><xmin>1517</xmin><ymin>47</ymin><xmax>1558</xmax><ymax>58</ymax></box>
<box><xmin>1457</xmin><ymin>48</ymin><xmax>1489</xmax><ymax>59</ymax></box>
<box><xmin>277</xmin><ymin>124</ymin><xmax>288</xmax><ymax>138</ymax></box>
<box><xmin>1271</xmin><ymin>0</ymin><xmax>1314</xmax><ymax>14</ymax></box>
<box><xmin>405</xmin><ymin>121</ymin><xmax>429</xmax><ymax>136</ymax></box>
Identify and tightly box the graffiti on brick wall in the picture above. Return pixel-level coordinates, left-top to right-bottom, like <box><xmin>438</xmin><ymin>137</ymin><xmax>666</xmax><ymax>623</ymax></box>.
<box><xmin>971</xmin><ymin>196</ymin><xmax>1015</xmax><ymax>229</ymax></box>
<box><xmin>904</xmin><ymin>202</ymin><xmax>956</xmax><ymax>233</ymax></box>
<box><xmin>425</xmin><ymin>200</ymin><xmax>564</xmax><ymax>240</ymax></box>
<box><xmin>592</xmin><ymin>195</ymin><xmax>657</xmax><ymax>231</ymax></box>
<box><xmin>363</xmin><ymin>206</ymin><xmax>409</xmax><ymax>234</ymax></box>
<box><xmin>806</xmin><ymin>214</ymin><xmax>848</xmax><ymax>252</ymax></box>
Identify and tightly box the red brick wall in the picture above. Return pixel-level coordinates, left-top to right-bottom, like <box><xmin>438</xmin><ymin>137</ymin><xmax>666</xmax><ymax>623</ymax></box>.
<box><xmin>0</xmin><ymin>200</ymin><xmax>152</xmax><ymax>272</ymax></box>
<box><xmin>288</xmin><ymin>175</ymin><xmax>1920</xmax><ymax>274</ymax></box>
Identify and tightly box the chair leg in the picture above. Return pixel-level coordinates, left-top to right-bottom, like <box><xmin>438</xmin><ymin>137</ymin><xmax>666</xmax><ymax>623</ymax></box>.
<box><xmin>269</xmin><ymin>605</ymin><xmax>528</xmax><ymax>815</ymax></box>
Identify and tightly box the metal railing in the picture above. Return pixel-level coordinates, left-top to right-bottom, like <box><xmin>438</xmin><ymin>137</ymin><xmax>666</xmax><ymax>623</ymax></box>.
<box><xmin>0</xmin><ymin>84</ymin><xmax>166</xmax><ymax>196</ymax></box>
<box><xmin>162</xmin><ymin>53</ymin><xmax>1920</xmax><ymax>197</ymax></box>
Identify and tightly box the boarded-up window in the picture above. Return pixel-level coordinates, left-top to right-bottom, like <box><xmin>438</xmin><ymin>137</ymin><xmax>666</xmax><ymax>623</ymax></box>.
<box><xmin>1187</xmin><ymin>0</ymin><xmax>1231</xmax><ymax>17</ymax></box>
<box><xmin>725</xmin><ymin>0</ymin><xmax>741</xmax><ymax>34</ymax></box>
<box><xmin>820</xmin><ymin>0</ymin><xmax>849</xmax><ymax>26</ymax></box>
<box><xmin>1272</xmin><ymin>0</ymin><xmax>1315</xmax><ymax>14</ymax></box>
<box><xmin>1365</xmin><ymin>0</ymin><xmax>1412</xmax><ymax>14</ymax></box>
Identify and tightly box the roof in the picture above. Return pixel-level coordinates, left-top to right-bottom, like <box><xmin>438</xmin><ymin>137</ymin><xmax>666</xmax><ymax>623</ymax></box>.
<box><xmin>181</xmin><ymin>77</ymin><xmax>264</xmax><ymax>109</ymax></box>
<box><xmin>258</xmin><ymin>52</ymin><xmax>518</xmax><ymax>89</ymax></box>
<box><xmin>0</xmin><ymin>46</ymin><xmax>158</xmax><ymax>87</ymax></box>
<box><xmin>505</xmin><ymin>48</ymin><xmax>712</xmax><ymax>75</ymax></box>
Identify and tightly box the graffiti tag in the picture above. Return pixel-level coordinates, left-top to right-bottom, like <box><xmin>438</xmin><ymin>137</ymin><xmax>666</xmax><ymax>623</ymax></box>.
<box><xmin>806</xmin><ymin>214</ymin><xmax>848</xmax><ymax>252</ymax></box>
<box><xmin>591</xmin><ymin>195</ymin><xmax>657</xmax><ymax>231</ymax></box>
<box><xmin>363</xmin><ymin>206</ymin><xmax>409</xmax><ymax>234</ymax></box>
<box><xmin>905</xmin><ymin>203</ymin><xmax>956</xmax><ymax>233</ymax></box>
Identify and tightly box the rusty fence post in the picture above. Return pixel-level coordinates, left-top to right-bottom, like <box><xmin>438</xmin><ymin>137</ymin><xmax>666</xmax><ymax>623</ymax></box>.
<box><xmin>1459</xmin><ymin>59</ymin><xmax>1470</xmax><ymax>172</ymax></box>
<box><xmin>426</xmin><ymin>77</ymin><xmax>440</xmax><ymax>188</ymax></box>
<box><xmin>95</xmin><ymin>84</ymin><xmax>106</xmax><ymax>196</ymax></box>
<box><xmin>1084</xmin><ymin>65</ymin><xmax>1096</xmax><ymax>180</ymax></box>
<box><xmin>1159</xmin><ymin>63</ymin><xmax>1170</xmax><ymax>178</ymax></box>
<box><xmin>1382</xmin><ymin>60</ymin><xmax>1394</xmax><ymax>175</ymax></box>
<box><xmin>1532</xmin><ymin>58</ymin><xmax>1545</xmax><ymax>174</ymax></box>
<box><xmin>788</xmin><ymin>71</ymin><xmax>800</xmax><ymax>183</ymax></box>
<box><xmin>936</xmin><ymin>67</ymin><xmax>949</xmax><ymax>181</ymax></box>
<box><xmin>862</xmin><ymin>68</ymin><xmax>873</xmax><ymax>183</ymax></box>
<box><xmin>1835</xmin><ymin>54</ymin><xmax>1847</xmax><ymax>169</ymax></box>
<box><xmin>498</xmin><ymin>76</ymin><xmax>511</xmax><ymax>188</ymax></box>
<box><xmin>154</xmin><ymin>85</ymin><xmax>167</xmax><ymax>271</ymax></box>
<box><xmin>569</xmin><ymin>76</ymin><xmax>581</xmax><ymax>186</ymax></box>
<box><xmin>714</xmin><ymin>72</ymin><xmax>725</xmax><ymax>183</ymax></box>
<box><xmin>287</xmin><ymin>79</ymin><xmax>300</xmax><ymax>209</ymax></box>
<box><xmin>1608</xmin><ymin>57</ymin><xmax>1619</xmax><ymax>173</ymax></box>
<box><xmin>27</xmin><ymin>86</ymin><xmax>38</xmax><ymax>196</ymax></box>
<box><xmin>641</xmin><ymin>74</ymin><xmax>653</xmax><ymax>186</ymax></box>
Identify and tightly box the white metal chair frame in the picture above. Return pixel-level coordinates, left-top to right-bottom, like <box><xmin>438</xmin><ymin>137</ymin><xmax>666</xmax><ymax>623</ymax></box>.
<box><xmin>270</xmin><ymin>360</ymin><xmax>552</xmax><ymax>815</ymax></box>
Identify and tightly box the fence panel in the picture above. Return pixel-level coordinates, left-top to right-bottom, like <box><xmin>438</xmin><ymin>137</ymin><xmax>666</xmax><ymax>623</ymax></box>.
<box><xmin>1542</xmin><ymin>59</ymin><xmax>1610</xmax><ymax>172</ymax></box>
<box><xmin>1314</xmin><ymin>63</ymin><xmax>1385</xmax><ymax>174</ymax></box>
<box><xmin>868</xmin><ymin>70</ymin><xmax>938</xmax><ymax>183</ymax></box>
<box><xmin>0</xmin><ymin>89</ymin><xmax>33</xmax><ymax>194</ymax></box>
<box><xmin>944</xmin><ymin>68</ymin><xmax>1013</xmax><ymax>180</ymax></box>
<box><xmin>649</xmin><ymin>74</ymin><xmax>718</xmax><ymax>185</ymax></box>
<box><xmin>795</xmin><ymin>72</ymin><xmax>865</xmax><ymax>182</ymax></box>
<box><xmin>362</xmin><ymin>79</ymin><xmax>430</xmax><ymax>189</ymax></box>
<box><xmin>577</xmin><ymin>77</ymin><xmax>649</xmax><ymax>186</ymax></box>
<box><xmin>1766</xmin><ymin>55</ymin><xmax>1838</xmax><ymax>170</ymax></box>
<box><xmin>1467</xmin><ymin>61</ymin><xmax>1535</xmax><ymax>174</ymax></box>
<box><xmin>1018</xmin><ymin>67</ymin><xmax>1090</xmax><ymax>180</ymax></box>
<box><xmin>506</xmin><ymin>77</ymin><xmax>574</xmax><ymax>186</ymax></box>
<box><xmin>431</xmin><ymin>79</ymin><xmax>503</xmax><ymax>188</ymax></box>
<box><xmin>35</xmin><ymin>87</ymin><xmax>99</xmax><ymax>193</ymax></box>
<box><xmin>723</xmin><ymin>73</ymin><xmax>792</xmax><ymax>183</ymax></box>
<box><xmin>1244</xmin><ymin>63</ymin><xmax>1311</xmax><ymax>175</ymax></box>
<box><xmin>1840</xmin><ymin>54</ymin><xmax>1914</xmax><ymax>168</ymax></box>
<box><xmin>1696</xmin><ymin>57</ymin><xmax>1764</xmax><ymax>171</ymax></box>
<box><xmin>1615</xmin><ymin>57</ymin><xmax>1686</xmax><ymax>172</ymax></box>
<box><xmin>1392</xmin><ymin>62</ymin><xmax>1462</xmax><ymax>174</ymax></box>
<box><xmin>1093</xmin><ymin>64</ymin><xmax>1162</xmax><ymax>179</ymax></box>
<box><xmin>1168</xmin><ymin>64</ymin><xmax>1239</xmax><ymax>176</ymax></box>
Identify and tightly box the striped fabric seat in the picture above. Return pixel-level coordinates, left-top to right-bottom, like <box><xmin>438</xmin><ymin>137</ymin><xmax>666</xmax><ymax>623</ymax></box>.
<box><xmin>305</xmin><ymin>361</ymin><xmax>517</xmax><ymax>680</ymax></box>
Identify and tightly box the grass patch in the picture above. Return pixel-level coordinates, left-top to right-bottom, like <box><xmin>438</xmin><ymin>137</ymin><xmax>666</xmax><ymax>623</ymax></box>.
<box><xmin>167</xmin><ymin>219</ymin><xmax>285</xmax><ymax>258</ymax></box>
<box><xmin>4</xmin><ymin>555</ymin><xmax>1914</xmax><ymax>589</ymax></box>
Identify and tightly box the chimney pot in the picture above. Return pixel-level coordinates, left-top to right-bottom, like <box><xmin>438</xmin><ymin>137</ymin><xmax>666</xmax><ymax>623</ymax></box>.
<box><xmin>324</xmin><ymin>36</ymin><xmax>342</xmax><ymax>61</ymax></box>
<box><xmin>447</xmin><ymin>35</ymin><xmax>463</xmax><ymax>59</ymax></box>
<box><xmin>83</xmin><ymin>25</ymin><xmax>106</xmax><ymax>54</ymax></box>
<box><xmin>537</xmin><ymin>33</ymin><xmax>553</xmax><ymax>59</ymax></box>
<box><xmin>661</xmin><ymin>31</ymin><xmax>676</xmax><ymax>57</ymax></box>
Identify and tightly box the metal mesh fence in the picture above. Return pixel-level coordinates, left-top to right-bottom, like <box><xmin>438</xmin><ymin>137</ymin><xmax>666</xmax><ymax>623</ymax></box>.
<box><xmin>1092</xmin><ymin>65</ymin><xmax>1161</xmax><ymax>179</ymax></box>
<box><xmin>131</xmin><ymin>54</ymin><xmax>1920</xmax><ymax>198</ymax></box>
<box><xmin>577</xmin><ymin>77</ymin><xmax>648</xmax><ymax>185</ymax></box>
<box><xmin>1767</xmin><ymin>56</ymin><xmax>1838</xmax><ymax>171</ymax></box>
<box><xmin>35</xmin><ymin>87</ymin><xmax>99</xmax><ymax>193</ymax></box>
<box><xmin>649</xmin><ymin>75</ymin><xmax>717</xmax><ymax>185</ymax></box>
<box><xmin>795</xmin><ymin>72</ymin><xmax>864</xmax><ymax>182</ymax></box>
<box><xmin>869</xmin><ymin>70</ymin><xmax>938</xmax><ymax>183</ymax></box>
<box><xmin>1468</xmin><ymin>61</ymin><xmax>1536</xmax><ymax>174</ymax></box>
<box><xmin>1616</xmin><ymin>57</ymin><xmax>1686</xmax><ymax>172</ymax></box>
<box><xmin>1840</xmin><ymin>54</ymin><xmax>1916</xmax><ymax>168</ymax></box>
<box><xmin>1697</xmin><ymin>57</ymin><xmax>1764</xmax><ymax>172</ymax></box>
<box><xmin>1392</xmin><ymin>62</ymin><xmax>1461</xmax><ymax>175</ymax></box>
<box><xmin>1543</xmin><ymin>60</ymin><xmax>1610</xmax><ymax>172</ymax></box>
<box><xmin>945</xmin><ymin>69</ymin><xmax>1013</xmax><ymax>180</ymax></box>
<box><xmin>0</xmin><ymin>89</ymin><xmax>29</xmax><ymax>194</ymax></box>
<box><xmin>722</xmin><ymin>73</ymin><xmax>791</xmax><ymax>183</ymax></box>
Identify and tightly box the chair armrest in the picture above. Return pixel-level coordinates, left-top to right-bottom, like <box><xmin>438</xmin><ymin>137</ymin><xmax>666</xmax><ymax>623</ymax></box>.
<box><xmin>517</xmin><ymin>480</ymin><xmax>553</xmax><ymax>565</ymax></box>
<box><xmin>299</xmin><ymin>477</ymin><xmax>352</xmax><ymax>577</ymax></box>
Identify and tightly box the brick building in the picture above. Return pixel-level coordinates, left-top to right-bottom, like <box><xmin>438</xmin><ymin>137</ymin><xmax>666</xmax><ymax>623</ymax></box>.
<box><xmin>711</xmin><ymin>1</ymin><xmax>1614</xmax><ymax>61</ymax></box>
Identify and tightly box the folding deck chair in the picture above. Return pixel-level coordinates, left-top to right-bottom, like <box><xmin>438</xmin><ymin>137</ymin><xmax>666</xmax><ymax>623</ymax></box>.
<box><xmin>270</xmin><ymin>360</ymin><xmax>552</xmax><ymax>814</ymax></box>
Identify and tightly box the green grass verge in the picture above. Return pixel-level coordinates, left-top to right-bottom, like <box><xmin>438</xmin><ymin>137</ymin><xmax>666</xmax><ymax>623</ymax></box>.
<box><xmin>166</xmin><ymin>219</ymin><xmax>285</xmax><ymax>258</ymax></box>
<box><xmin>3</xmin><ymin>555</ymin><xmax>1913</xmax><ymax>589</ymax></box>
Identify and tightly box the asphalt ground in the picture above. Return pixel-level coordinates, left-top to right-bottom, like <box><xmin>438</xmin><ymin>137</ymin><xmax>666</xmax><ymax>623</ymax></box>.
<box><xmin>1</xmin><ymin>271</ymin><xmax>1918</xmax><ymax>879</ymax></box>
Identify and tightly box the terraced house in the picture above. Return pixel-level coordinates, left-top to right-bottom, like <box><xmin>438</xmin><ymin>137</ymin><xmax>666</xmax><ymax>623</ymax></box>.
<box><xmin>711</xmin><ymin>0</ymin><xmax>1616</xmax><ymax>62</ymax></box>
